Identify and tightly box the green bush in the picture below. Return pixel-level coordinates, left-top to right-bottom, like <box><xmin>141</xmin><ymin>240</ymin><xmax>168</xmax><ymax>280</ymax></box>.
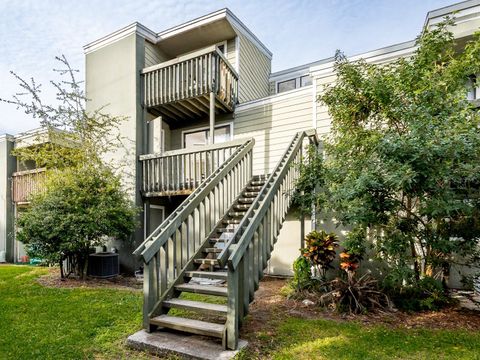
<box><xmin>292</xmin><ymin>256</ymin><xmax>313</xmax><ymax>290</ymax></box>
<box><xmin>384</xmin><ymin>277</ymin><xmax>453</xmax><ymax>312</ymax></box>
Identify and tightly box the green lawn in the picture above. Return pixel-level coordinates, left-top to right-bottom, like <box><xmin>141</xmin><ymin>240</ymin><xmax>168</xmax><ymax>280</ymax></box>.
<box><xmin>2</xmin><ymin>265</ymin><xmax>480</xmax><ymax>360</ymax></box>
<box><xmin>240</xmin><ymin>317</ymin><xmax>480</xmax><ymax>359</ymax></box>
<box><xmin>0</xmin><ymin>265</ymin><xmax>143</xmax><ymax>359</ymax></box>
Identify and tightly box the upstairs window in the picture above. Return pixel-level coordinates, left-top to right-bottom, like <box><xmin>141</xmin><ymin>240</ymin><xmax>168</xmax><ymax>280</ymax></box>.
<box><xmin>277</xmin><ymin>75</ymin><xmax>313</xmax><ymax>94</ymax></box>
<box><xmin>300</xmin><ymin>75</ymin><xmax>312</xmax><ymax>87</ymax></box>
<box><xmin>277</xmin><ymin>79</ymin><xmax>296</xmax><ymax>93</ymax></box>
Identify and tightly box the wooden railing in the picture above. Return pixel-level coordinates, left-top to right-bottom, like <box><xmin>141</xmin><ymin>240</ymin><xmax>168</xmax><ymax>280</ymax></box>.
<box><xmin>140</xmin><ymin>139</ymin><xmax>246</xmax><ymax>197</ymax></box>
<box><xmin>223</xmin><ymin>130</ymin><xmax>317</xmax><ymax>349</ymax></box>
<box><xmin>142</xmin><ymin>45</ymin><xmax>238</xmax><ymax>111</ymax></box>
<box><xmin>134</xmin><ymin>138</ymin><xmax>254</xmax><ymax>329</ymax></box>
<box><xmin>12</xmin><ymin>168</ymin><xmax>47</xmax><ymax>203</ymax></box>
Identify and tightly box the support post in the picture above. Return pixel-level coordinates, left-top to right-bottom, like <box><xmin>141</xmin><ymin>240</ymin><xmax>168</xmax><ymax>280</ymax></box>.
<box><xmin>209</xmin><ymin>91</ymin><xmax>215</xmax><ymax>144</ymax></box>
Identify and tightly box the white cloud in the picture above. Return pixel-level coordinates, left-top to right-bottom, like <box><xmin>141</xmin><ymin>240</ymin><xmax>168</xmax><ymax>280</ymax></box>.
<box><xmin>0</xmin><ymin>0</ymin><xmax>454</xmax><ymax>135</ymax></box>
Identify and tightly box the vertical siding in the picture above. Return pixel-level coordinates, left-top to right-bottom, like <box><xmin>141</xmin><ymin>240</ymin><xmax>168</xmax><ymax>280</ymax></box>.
<box><xmin>235</xmin><ymin>30</ymin><xmax>271</xmax><ymax>103</ymax></box>
<box><xmin>234</xmin><ymin>87</ymin><xmax>313</xmax><ymax>175</ymax></box>
<box><xmin>144</xmin><ymin>40</ymin><xmax>169</xmax><ymax>67</ymax></box>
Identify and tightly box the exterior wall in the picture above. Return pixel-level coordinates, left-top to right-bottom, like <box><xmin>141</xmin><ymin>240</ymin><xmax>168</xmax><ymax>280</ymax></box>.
<box><xmin>85</xmin><ymin>33</ymin><xmax>146</xmax><ymax>273</ymax></box>
<box><xmin>234</xmin><ymin>86</ymin><xmax>313</xmax><ymax>175</ymax></box>
<box><xmin>145</xmin><ymin>41</ymin><xmax>170</xmax><ymax>67</ymax></box>
<box><xmin>266</xmin><ymin>212</ymin><xmax>311</xmax><ymax>276</ymax></box>
<box><xmin>235</xmin><ymin>30</ymin><xmax>271</xmax><ymax>103</ymax></box>
<box><xmin>0</xmin><ymin>135</ymin><xmax>16</xmax><ymax>262</ymax></box>
<box><xmin>226</xmin><ymin>37</ymin><xmax>237</xmax><ymax>71</ymax></box>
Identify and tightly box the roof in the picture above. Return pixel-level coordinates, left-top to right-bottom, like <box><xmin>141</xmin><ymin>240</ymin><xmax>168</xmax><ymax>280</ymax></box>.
<box><xmin>83</xmin><ymin>8</ymin><xmax>272</xmax><ymax>59</ymax></box>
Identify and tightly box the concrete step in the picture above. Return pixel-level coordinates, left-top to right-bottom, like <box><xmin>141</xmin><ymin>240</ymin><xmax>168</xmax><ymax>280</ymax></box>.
<box><xmin>184</xmin><ymin>271</ymin><xmax>227</xmax><ymax>280</ymax></box>
<box><xmin>163</xmin><ymin>298</ymin><xmax>227</xmax><ymax>316</ymax></box>
<box><xmin>175</xmin><ymin>283</ymin><xmax>228</xmax><ymax>297</ymax></box>
<box><xmin>150</xmin><ymin>315</ymin><xmax>224</xmax><ymax>338</ymax></box>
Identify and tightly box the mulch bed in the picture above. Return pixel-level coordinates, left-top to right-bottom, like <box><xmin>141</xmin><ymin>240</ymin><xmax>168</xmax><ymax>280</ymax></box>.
<box><xmin>240</xmin><ymin>276</ymin><xmax>480</xmax><ymax>338</ymax></box>
<box><xmin>37</xmin><ymin>267</ymin><xmax>142</xmax><ymax>291</ymax></box>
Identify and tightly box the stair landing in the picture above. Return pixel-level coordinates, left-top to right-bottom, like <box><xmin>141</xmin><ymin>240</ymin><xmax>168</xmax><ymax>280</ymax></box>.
<box><xmin>127</xmin><ymin>329</ymin><xmax>248</xmax><ymax>360</ymax></box>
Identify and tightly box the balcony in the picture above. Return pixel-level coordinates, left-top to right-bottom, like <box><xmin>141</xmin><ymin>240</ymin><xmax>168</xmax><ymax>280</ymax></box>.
<box><xmin>140</xmin><ymin>139</ymin><xmax>246</xmax><ymax>197</ymax></box>
<box><xmin>142</xmin><ymin>45</ymin><xmax>238</xmax><ymax>125</ymax></box>
<box><xmin>12</xmin><ymin>168</ymin><xmax>46</xmax><ymax>203</ymax></box>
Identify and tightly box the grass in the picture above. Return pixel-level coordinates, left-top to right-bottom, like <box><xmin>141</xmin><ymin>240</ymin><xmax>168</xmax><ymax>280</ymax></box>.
<box><xmin>240</xmin><ymin>315</ymin><xmax>480</xmax><ymax>360</ymax></box>
<box><xmin>2</xmin><ymin>265</ymin><xmax>480</xmax><ymax>360</ymax></box>
<box><xmin>0</xmin><ymin>265</ymin><xmax>144</xmax><ymax>359</ymax></box>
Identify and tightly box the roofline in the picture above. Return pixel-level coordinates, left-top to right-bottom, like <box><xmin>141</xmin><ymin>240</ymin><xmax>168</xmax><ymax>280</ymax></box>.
<box><xmin>425</xmin><ymin>0</ymin><xmax>480</xmax><ymax>24</ymax></box>
<box><xmin>0</xmin><ymin>133</ymin><xmax>14</xmax><ymax>141</ymax></box>
<box><xmin>83</xmin><ymin>22</ymin><xmax>157</xmax><ymax>54</ymax></box>
<box><xmin>83</xmin><ymin>8</ymin><xmax>272</xmax><ymax>59</ymax></box>
<box><xmin>310</xmin><ymin>40</ymin><xmax>416</xmax><ymax>77</ymax></box>
<box><xmin>270</xmin><ymin>57</ymin><xmax>334</xmax><ymax>81</ymax></box>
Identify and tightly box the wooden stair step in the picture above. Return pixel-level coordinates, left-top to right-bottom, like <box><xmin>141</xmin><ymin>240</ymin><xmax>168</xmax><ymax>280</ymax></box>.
<box><xmin>150</xmin><ymin>315</ymin><xmax>224</xmax><ymax>338</ymax></box>
<box><xmin>216</xmin><ymin>227</ymin><xmax>235</xmax><ymax>233</ymax></box>
<box><xmin>250</xmin><ymin>180</ymin><xmax>266</xmax><ymax>186</ymax></box>
<box><xmin>204</xmin><ymin>247</ymin><xmax>222</xmax><ymax>253</ymax></box>
<box><xmin>246</xmin><ymin>186</ymin><xmax>262</xmax><ymax>191</ymax></box>
<box><xmin>184</xmin><ymin>271</ymin><xmax>227</xmax><ymax>280</ymax></box>
<box><xmin>194</xmin><ymin>258</ymin><xmax>219</xmax><ymax>265</ymax></box>
<box><xmin>238</xmin><ymin>198</ymin><xmax>254</xmax><ymax>204</ymax></box>
<box><xmin>163</xmin><ymin>298</ymin><xmax>228</xmax><ymax>316</ymax></box>
<box><xmin>175</xmin><ymin>283</ymin><xmax>228</xmax><ymax>297</ymax></box>
<box><xmin>228</xmin><ymin>211</ymin><xmax>246</xmax><ymax>217</ymax></box>
<box><xmin>209</xmin><ymin>238</ymin><xmax>227</xmax><ymax>243</ymax></box>
<box><xmin>233</xmin><ymin>204</ymin><xmax>250</xmax><ymax>210</ymax></box>
<box><xmin>243</xmin><ymin>192</ymin><xmax>259</xmax><ymax>197</ymax></box>
<box><xmin>223</xmin><ymin>219</ymin><xmax>240</xmax><ymax>224</ymax></box>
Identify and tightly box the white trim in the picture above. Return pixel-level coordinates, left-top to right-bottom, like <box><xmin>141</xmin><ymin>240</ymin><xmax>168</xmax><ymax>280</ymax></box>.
<box><xmin>182</xmin><ymin>122</ymin><xmax>234</xmax><ymax>148</ymax></box>
<box><xmin>425</xmin><ymin>0</ymin><xmax>480</xmax><ymax>28</ymax></box>
<box><xmin>0</xmin><ymin>134</ymin><xmax>14</xmax><ymax>141</ymax></box>
<box><xmin>236</xmin><ymin>86</ymin><xmax>312</xmax><ymax>112</ymax></box>
<box><xmin>312</xmin><ymin>77</ymin><xmax>317</xmax><ymax>130</ymax></box>
<box><xmin>226</xmin><ymin>11</ymin><xmax>272</xmax><ymax>59</ymax></box>
<box><xmin>234</xmin><ymin>35</ymin><xmax>240</xmax><ymax>73</ymax></box>
<box><xmin>84</xmin><ymin>22</ymin><xmax>157</xmax><ymax>54</ymax></box>
<box><xmin>310</xmin><ymin>41</ymin><xmax>416</xmax><ymax>79</ymax></box>
<box><xmin>270</xmin><ymin>58</ymin><xmax>334</xmax><ymax>82</ymax></box>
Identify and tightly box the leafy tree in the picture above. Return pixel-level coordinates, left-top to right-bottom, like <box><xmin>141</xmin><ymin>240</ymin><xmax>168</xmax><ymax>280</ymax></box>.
<box><xmin>2</xmin><ymin>56</ymin><xmax>138</xmax><ymax>278</ymax></box>
<box><xmin>17</xmin><ymin>165</ymin><xmax>137</xmax><ymax>278</ymax></box>
<box><xmin>295</xmin><ymin>19</ymin><xmax>480</xmax><ymax>286</ymax></box>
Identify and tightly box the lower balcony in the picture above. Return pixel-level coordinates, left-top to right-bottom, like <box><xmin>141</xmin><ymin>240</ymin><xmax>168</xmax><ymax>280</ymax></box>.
<box><xmin>140</xmin><ymin>139</ymin><xmax>245</xmax><ymax>197</ymax></box>
<box><xmin>12</xmin><ymin>168</ymin><xmax>46</xmax><ymax>204</ymax></box>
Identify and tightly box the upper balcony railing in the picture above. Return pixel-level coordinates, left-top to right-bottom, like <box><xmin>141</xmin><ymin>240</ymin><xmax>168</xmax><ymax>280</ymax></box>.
<box><xmin>12</xmin><ymin>168</ymin><xmax>47</xmax><ymax>203</ymax></box>
<box><xmin>139</xmin><ymin>139</ymin><xmax>246</xmax><ymax>197</ymax></box>
<box><xmin>141</xmin><ymin>45</ymin><xmax>238</xmax><ymax>122</ymax></box>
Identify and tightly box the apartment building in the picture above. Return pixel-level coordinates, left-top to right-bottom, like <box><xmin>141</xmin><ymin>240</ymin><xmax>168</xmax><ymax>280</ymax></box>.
<box><xmin>1</xmin><ymin>0</ymin><xmax>479</xmax><ymax>348</ymax></box>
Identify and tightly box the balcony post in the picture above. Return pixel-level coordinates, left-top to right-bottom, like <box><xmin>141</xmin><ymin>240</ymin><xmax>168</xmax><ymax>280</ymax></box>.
<box><xmin>209</xmin><ymin>91</ymin><xmax>215</xmax><ymax>144</ymax></box>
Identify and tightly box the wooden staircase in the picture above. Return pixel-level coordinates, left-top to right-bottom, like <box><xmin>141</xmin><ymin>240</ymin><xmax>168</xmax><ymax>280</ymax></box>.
<box><xmin>134</xmin><ymin>131</ymin><xmax>318</xmax><ymax>350</ymax></box>
<box><xmin>147</xmin><ymin>176</ymin><xmax>267</xmax><ymax>341</ymax></box>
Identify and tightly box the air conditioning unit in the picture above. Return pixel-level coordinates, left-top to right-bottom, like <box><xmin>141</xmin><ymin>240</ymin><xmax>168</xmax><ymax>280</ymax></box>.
<box><xmin>87</xmin><ymin>252</ymin><xmax>119</xmax><ymax>278</ymax></box>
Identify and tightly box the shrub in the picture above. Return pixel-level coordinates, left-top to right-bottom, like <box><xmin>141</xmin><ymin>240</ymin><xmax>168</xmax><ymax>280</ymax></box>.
<box><xmin>384</xmin><ymin>277</ymin><xmax>453</xmax><ymax>312</ymax></box>
<box><xmin>301</xmin><ymin>230</ymin><xmax>338</xmax><ymax>280</ymax></box>
<box><xmin>320</xmin><ymin>273</ymin><xmax>392</xmax><ymax>314</ymax></box>
<box><xmin>292</xmin><ymin>256</ymin><xmax>313</xmax><ymax>290</ymax></box>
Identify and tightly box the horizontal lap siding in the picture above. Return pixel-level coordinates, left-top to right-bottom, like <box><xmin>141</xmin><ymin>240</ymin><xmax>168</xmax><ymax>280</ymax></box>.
<box><xmin>234</xmin><ymin>88</ymin><xmax>313</xmax><ymax>175</ymax></box>
<box><xmin>315</xmin><ymin>73</ymin><xmax>336</xmax><ymax>137</ymax></box>
<box><xmin>144</xmin><ymin>41</ymin><xmax>169</xmax><ymax>67</ymax></box>
<box><xmin>226</xmin><ymin>38</ymin><xmax>237</xmax><ymax>70</ymax></box>
<box><xmin>236</xmin><ymin>30</ymin><xmax>271</xmax><ymax>103</ymax></box>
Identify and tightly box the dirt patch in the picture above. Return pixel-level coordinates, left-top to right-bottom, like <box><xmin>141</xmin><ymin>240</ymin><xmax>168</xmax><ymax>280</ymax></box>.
<box><xmin>37</xmin><ymin>267</ymin><xmax>142</xmax><ymax>291</ymax></box>
<box><xmin>240</xmin><ymin>276</ymin><xmax>480</xmax><ymax>356</ymax></box>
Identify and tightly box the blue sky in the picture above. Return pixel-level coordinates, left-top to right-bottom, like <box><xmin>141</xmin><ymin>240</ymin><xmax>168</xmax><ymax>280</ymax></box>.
<box><xmin>0</xmin><ymin>0</ymin><xmax>454</xmax><ymax>135</ymax></box>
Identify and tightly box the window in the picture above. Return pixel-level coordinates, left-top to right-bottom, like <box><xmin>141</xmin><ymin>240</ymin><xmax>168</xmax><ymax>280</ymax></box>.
<box><xmin>277</xmin><ymin>79</ymin><xmax>296</xmax><ymax>93</ymax></box>
<box><xmin>467</xmin><ymin>74</ymin><xmax>480</xmax><ymax>100</ymax></box>
<box><xmin>300</xmin><ymin>75</ymin><xmax>312</xmax><ymax>87</ymax></box>
<box><xmin>183</xmin><ymin>124</ymin><xmax>232</xmax><ymax>148</ymax></box>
